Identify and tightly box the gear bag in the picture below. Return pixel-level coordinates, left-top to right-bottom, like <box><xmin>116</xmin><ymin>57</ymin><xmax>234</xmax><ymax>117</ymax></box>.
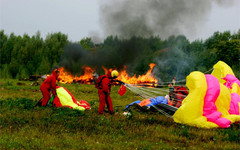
<box><xmin>118</xmin><ymin>84</ymin><xmax>126</xmax><ymax>96</ymax></box>
<box><xmin>95</xmin><ymin>75</ymin><xmax>107</xmax><ymax>89</ymax></box>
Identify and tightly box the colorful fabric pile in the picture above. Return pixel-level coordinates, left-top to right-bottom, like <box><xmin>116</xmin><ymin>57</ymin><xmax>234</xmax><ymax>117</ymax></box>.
<box><xmin>173</xmin><ymin>61</ymin><xmax>240</xmax><ymax>128</ymax></box>
<box><xmin>125</xmin><ymin>96</ymin><xmax>168</xmax><ymax>110</ymax></box>
<box><xmin>50</xmin><ymin>86</ymin><xmax>91</xmax><ymax>111</ymax></box>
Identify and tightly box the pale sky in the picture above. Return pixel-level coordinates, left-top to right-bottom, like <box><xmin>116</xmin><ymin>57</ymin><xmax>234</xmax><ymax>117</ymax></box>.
<box><xmin>0</xmin><ymin>0</ymin><xmax>239</xmax><ymax>42</ymax></box>
<box><xmin>202</xmin><ymin>1</ymin><xmax>240</xmax><ymax>40</ymax></box>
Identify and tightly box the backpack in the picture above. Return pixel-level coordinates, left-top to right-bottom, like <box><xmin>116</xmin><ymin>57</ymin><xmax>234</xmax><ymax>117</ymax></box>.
<box><xmin>95</xmin><ymin>75</ymin><xmax>107</xmax><ymax>89</ymax></box>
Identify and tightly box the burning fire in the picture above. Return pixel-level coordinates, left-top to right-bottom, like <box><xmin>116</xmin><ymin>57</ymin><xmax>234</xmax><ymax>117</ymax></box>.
<box><xmin>57</xmin><ymin>63</ymin><xmax>158</xmax><ymax>84</ymax></box>
<box><xmin>112</xmin><ymin>63</ymin><xmax>157</xmax><ymax>84</ymax></box>
<box><xmin>58</xmin><ymin>66</ymin><xmax>95</xmax><ymax>84</ymax></box>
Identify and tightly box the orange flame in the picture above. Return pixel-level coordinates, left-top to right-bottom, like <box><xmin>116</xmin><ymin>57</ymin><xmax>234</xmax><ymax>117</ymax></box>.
<box><xmin>56</xmin><ymin>63</ymin><xmax>158</xmax><ymax>84</ymax></box>
<box><xmin>75</xmin><ymin>66</ymin><xmax>95</xmax><ymax>82</ymax></box>
<box><xmin>118</xmin><ymin>63</ymin><xmax>157</xmax><ymax>84</ymax></box>
<box><xmin>58</xmin><ymin>66</ymin><xmax>95</xmax><ymax>84</ymax></box>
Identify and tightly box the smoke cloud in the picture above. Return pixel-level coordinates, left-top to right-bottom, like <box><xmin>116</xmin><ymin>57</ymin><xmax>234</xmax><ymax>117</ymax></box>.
<box><xmin>60</xmin><ymin>38</ymin><xmax>146</xmax><ymax>74</ymax></box>
<box><xmin>100</xmin><ymin>0</ymin><xmax>235</xmax><ymax>40</ymax></box>
<box><xmin>61</xmin><ymin>0</ymin><xmax>236</xmax><ymax>79</ymax></box>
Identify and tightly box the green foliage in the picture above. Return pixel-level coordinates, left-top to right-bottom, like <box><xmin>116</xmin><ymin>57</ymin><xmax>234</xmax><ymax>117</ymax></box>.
<box><xmin>37</xmin><ymin>57</ymin><xmax>51</xmax><ymax>75</ymax></box>
<box><xmin>9</xmin><ymin>59</ymin><xmax>19</xmax><ymax>78</ymax></box>
<box><xmin>17</xmin><ymin>66</ymin><xmax>29</xmax><ymax>79</ymax></box>
<box><xmin>0</xmin><ymin>64</ymin><xmax>12</xmax><ymax>79</ymax></box>
<box><xmin>79</xmin><ymin>37</ymin><xmax>95</xmax><ymax>50</ymax></box>
<box><xmin>44</xmin><ymin>32</ymin><xmax>68</xmax><ymax>64</ymax></box>
<box><xmin>0</xmin><ymin>30</ymin><xmax>239</xmax><ymax>81</ymax></box>
<box><xmin>0</xmin><ymin>31</ymin><xmax>68</xmax><ymax>78</ymax></box>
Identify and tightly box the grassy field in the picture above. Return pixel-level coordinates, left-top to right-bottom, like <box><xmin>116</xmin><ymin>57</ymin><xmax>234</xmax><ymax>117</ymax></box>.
<box><xmin>0</xmin><ymin>79</ymin><xmax>239</xmax><ymax>150</ymax></box>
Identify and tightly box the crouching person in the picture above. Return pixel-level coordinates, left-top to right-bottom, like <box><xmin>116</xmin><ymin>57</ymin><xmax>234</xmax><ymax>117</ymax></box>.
<box><xmin>37</xmin><ymin>69</ymin><xmax>59</xmax><ymax>106</ymax></box>
<box><xmin>95</xmin><ymin>70</ymin><xmax>119</xmax><ymax>114</ymax></box>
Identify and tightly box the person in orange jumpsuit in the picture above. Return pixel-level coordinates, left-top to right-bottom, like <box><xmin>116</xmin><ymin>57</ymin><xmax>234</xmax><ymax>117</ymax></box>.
<box><xmin>37</xmin><ymin>69</ymin><xmax>59</xmax><ymax>106</ymax></box>
<box><xmin>96</xmin><ymin>70</ymin><xmax>119</xmax><ymax>114</ymax></box>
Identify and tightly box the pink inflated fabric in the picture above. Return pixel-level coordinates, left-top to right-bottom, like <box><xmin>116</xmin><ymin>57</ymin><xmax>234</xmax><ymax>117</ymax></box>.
<box><xmin>222</xmin><ymin>74</ymin><xmax>240</xmax><ymax>115</ymax></box>
<box><xmin>222</xmin><ymin>74</ymin><xmax>240</xmax><ymax>89</ymax></box>
<box><xmin>203</xmin><ymin>75</ymin><xmax>231</xmax><ymax>128</ymax></box>
<box><xmin>229</xmin><ymin>93</ymin><xmax>240</xmax><ymax>115</ymax></box>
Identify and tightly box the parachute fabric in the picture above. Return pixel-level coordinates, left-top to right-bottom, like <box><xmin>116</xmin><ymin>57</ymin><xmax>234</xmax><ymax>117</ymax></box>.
<box><xmin>52</xmin><ymin>86</ymin><xmax>90</xmax><ymax>111</ymax></box>
<box><xmin>173</xmin><ymin>61</ymin><xmax>240</xmax><ymax>128</ymax></box>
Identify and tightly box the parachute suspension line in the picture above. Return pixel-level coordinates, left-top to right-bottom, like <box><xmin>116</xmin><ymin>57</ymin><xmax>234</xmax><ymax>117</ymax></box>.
<box><xmin>125</xmin><ymin>84</ymin><xmax>154</xmax><ymax>99</ymax></box>
<box><xmin>125</xmin><ymin>84</ymin><xmax>168</xmax><ymax>99</ymax></box>
<box><xmin>203</xmin><ymin>68</ymin><xmax>214</xmax><ymax>74</ymax></box>
<box><xmin>149</xmin><ymin>104</ymin><xmax>173</xmax><ymax>119</ymax></box>
<box><xmin>141</xmin><ymin>87</ymin><xmax>188</xmax><ymax>93</ymax></box>
<box><xmin>157</xmin><ymin>81</ymin><xmax>185</xmax><ymax>84</ymax></box>
<box><xmin>132</xmin><ymin>86</ymin><xmax>169</xmax><ymax>94</ymax></box>
<box><xmin>175</xmin><ymin>79</ymin><xmax>186</xmax><ymax>83</ymax></box>
<box><xmin>156</xmin><ymin>67</ymin><xmax>214</xmax><ymax>86</ymax></box>
<box><xmin>125</xmin><ymin>84</ymin><xmax>188</xmax><ymax>101</ymax></box>
<box><xmin>128</xmin><ymin>85</ymin><xmax>189</xmax><ymax>97</ymax></box>
<box><xmin>125</xmin><ymin>84</ymin><xmax>174</xmax><ymax>118</ymax></box>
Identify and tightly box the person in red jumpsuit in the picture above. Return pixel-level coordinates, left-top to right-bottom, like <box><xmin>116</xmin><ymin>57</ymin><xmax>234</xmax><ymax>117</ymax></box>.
<box><xmin>96</xmin><ymin>70</ymin><xmax>118</xmax><ymax>114</ymax></box>
<box><xmin>37</xmin><ymin>69</ymin><xmax>59</xmax><ymax>106</ymax></box>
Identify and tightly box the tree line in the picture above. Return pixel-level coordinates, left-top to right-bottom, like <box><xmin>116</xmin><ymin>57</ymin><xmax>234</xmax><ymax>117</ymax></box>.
<box><xmin>0</xmin><ymin>30</ymin><xmax>239</xmax><ymax>81</ymax></box>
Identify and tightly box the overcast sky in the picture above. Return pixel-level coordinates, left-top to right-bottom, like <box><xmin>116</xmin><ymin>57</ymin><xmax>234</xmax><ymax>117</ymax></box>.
<box><xmin>0</xmin><ymin>0</ymin><xmax>239</xmax><ymax>42</ymax></box>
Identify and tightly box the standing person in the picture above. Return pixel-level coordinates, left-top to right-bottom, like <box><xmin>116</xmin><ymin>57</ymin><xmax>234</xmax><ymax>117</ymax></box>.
<box><xmin>92</xmin><ymin>72</ymin><xmax>99</xmax><ymax>84</ymax></box>
<box><xmin>172</xmin><ymin>77</ymin><xmax>176</xmax><ymax>86</ymax></box>
<box><xmin>95</xmin><ymin>70</ymin><xmax>119</xmax><ymax>114</ymax></box>
<box><xmin>37</xmin><ymin>69</ymin><xmax>60</xmax><ymax>106</ymax></box>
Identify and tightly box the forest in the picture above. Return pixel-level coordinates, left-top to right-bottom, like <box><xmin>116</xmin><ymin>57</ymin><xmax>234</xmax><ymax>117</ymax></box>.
<box><xmin>0</xmin><ymin>30</ymin><xmax>239</xmax><ymax>82</ymax></box>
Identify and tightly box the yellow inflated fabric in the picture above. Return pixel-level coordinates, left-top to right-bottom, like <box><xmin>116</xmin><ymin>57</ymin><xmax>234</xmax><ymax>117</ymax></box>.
<box><xmin>231</xmin><ymin>83</ymin><xmax>240</xmax><ymax>95</ymax></box>
<box><xmin>211</xmin><ymin>61</ymin><xmax>240</xmax><ymax>122</ymax></box>
<box><xmin>56</xmin><ymin>87</ymin><xmax>85</xmax><ymax>111</ymax></box>
<box><xmin>211</xmin><ymin>61</ymin><xmax>235</xmax><ymax>84</ymax></box>
<box><xmin>224</xmin><ymin>82</ymin><xmax>240</xmax><ymax>122</ymax></box>
<box><xmin>173</xmin><ymin>71</ymin><xmax>218</xmax><ymax>128</ymax></box>
<box><xmin>215</xmin><ymin>84</ymin><xmax>231</xmax><ymax>118</ymax></box>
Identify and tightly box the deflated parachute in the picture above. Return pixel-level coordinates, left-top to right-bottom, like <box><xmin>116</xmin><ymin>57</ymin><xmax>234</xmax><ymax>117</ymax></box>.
<box><xmin>125</xmin><ymin>96</ymin><xmax>168</xmax><ymax>111</ymax></box>
<box><xmin>51</xmin><ymin>86</ymin><xmax>91</xmax><ymax>111</ymax></box>
<box><xmin>173</xmin><ymin>61</ymin><xmax>240</xmax><ymax>128</ymax></box>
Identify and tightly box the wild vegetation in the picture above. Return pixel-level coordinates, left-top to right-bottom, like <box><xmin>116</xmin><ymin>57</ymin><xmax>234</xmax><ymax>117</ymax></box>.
<box><xmin>0</xmin><ymin>30</ymin><xmax>239</xmax><ymax>82</ymax></box>
<box><xmin>0</xmin><ymin>79</ymin><xmax>239</xmax><ymax>149</ymax></box>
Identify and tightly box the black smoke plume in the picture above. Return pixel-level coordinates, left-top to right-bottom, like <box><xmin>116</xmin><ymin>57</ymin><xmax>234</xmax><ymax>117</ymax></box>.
<box><xmin>60</xmin><ymin>37</ymin><xmax>146</xmax><ymax>74</ymax></box>
<box><xmin>61</xmin><ymin>0</ymin><xmax>236</xmax><ymax>80</ymax></box>
<box><xmin>99</xmin><ymin>0</ymin><xmax>235</xmax><ymax>40</ymax></box>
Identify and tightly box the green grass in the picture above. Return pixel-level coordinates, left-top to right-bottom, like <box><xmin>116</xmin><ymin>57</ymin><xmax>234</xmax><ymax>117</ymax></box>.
<box><xmin>0</xmin><ymin>79</ymin><xmax>239</xmax><ymax>149</ymax></box>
